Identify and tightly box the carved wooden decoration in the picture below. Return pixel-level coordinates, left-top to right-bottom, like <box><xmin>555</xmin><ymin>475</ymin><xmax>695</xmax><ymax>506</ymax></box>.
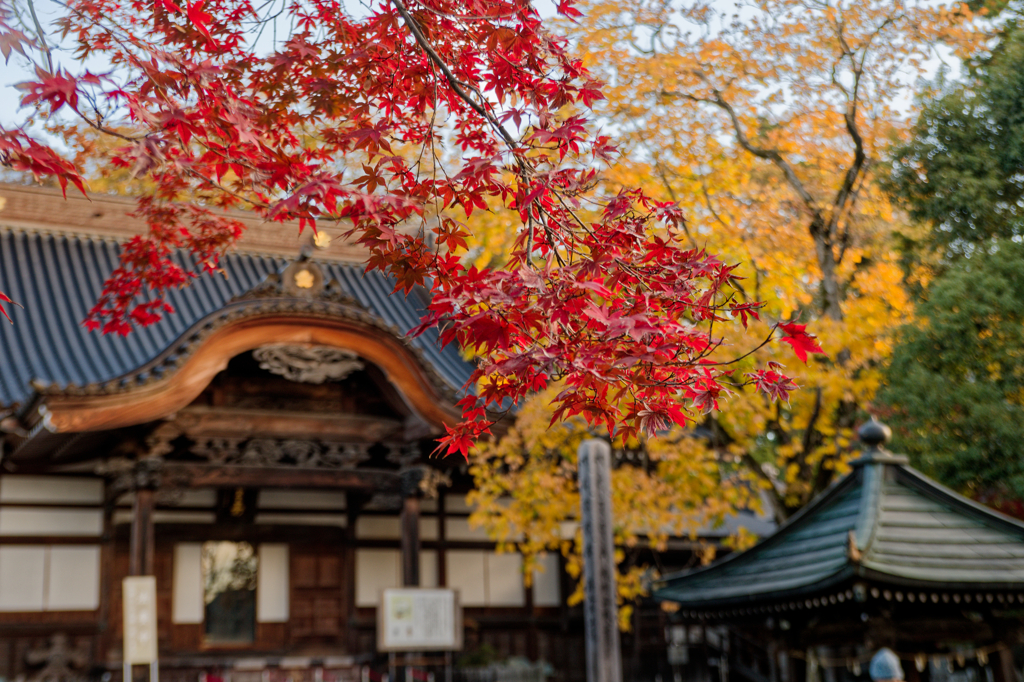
<box><xmin>25</xmin><ymin>633</ymin><xmax>88</xmax><ymax>682</ymax></box>
<box><xmin>253</xmin><ymin>345</ymin><xmax>365</xmax><ymax>384</ymax></box>
<box><xmin>191</xmin><ymin>438</ymin><xmax>372</xmax><ymax>468</ymax></box>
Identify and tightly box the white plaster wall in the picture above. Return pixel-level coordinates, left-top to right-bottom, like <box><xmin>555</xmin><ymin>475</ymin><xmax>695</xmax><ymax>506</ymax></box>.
<box><xmin>258</xmin><ymin>490</ymin><xmax>346</xmax><ymax>510</ymax></box>
<box><xmin>0</xmin><ymin>476</ymin><xmax>103</xmax><ymax>504</ymax></box>
<box><xmin>355</xmin><ymin>516</ymin><xmax>401</xmax><ymax>539</ymax></box>
<box><xmin>255</xmin><ymin>513</ymin><xmax>346</xmax><ymax>526</ymax></box>
<box><xmin>257</xmin><ymin>544</ymin><xmax>289</xmax><ymax>622</ymax></box>
<box><xmin>419</xmin><ymin>517</ymin><xmax>438</xmax><ymax>541</ymax></box>
<box><xmin>532</xmin><ymin>553</ymin><xmax>561</xmax><ymax>607</ymax></box>
<box><xmin>0</xmin><ymin>546</ymin><xmax>46</xmax><ymax>611</ymax></box>
<box><xmin>444</xmin><ymin>518</ymin><xmax>490</xmax><ymax>541</ymax></box>
<box><xmin>486</xmin><ymin>553</ymin><xmax>525</xmax><ymax>607</ymax></box>
<box><xmin>48</xmin><ymin>546</ymin><xmax>100</xmax><ymax>610</ymax></box>
<box><xmin>168</xmin><ymin>489</ymin><xmax>217</xmax><ymax>507</ymax></box>
<box><xmin>172</xmin><ymin>543</ymin><xmax>204</xmax><ymax>624</ymax></box>
<box><xmin>420</xmin><ymin>550</ymin><xmax>438</xmax><ymax>589</ymax></box>
<box><xmin>355</xmin><ymin>549</ymin><xmax>400</xmax><ymax>607</ymax></box>
<box><xmin>0</xmin><ymin>508</ymin><xmax>103</xmax><ymax>536</ymax></box>
<box><xmin>446</xmin><ymin>550</ymin><xmax>487</xmax><ymax>606</ymax></box>
<box><xmin>153</xmin><ymin>511</ymin><xmax>216</xmax><ymax>524</ymax></box>
<box><xmin>444</xmin><ymin>494</ymin><xmax>472</xmax><ymax>514</ymax></box>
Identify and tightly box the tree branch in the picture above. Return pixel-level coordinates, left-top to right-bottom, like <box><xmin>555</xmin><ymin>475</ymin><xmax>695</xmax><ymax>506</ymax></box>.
<box><xmin>25</xmin><ymin>0</ymin><xmax>53</xmax><ymax>73</ymax></box>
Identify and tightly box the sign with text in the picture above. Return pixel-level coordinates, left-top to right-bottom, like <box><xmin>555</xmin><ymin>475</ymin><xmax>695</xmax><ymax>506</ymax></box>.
<box><xmin>123</xmin><ymin>576</ymin><xmax>158</xmax><ymax>664</ymax></box>
<box><xmin>377</xmin><ymin>588</ymin><xmax>462</xmax><ymax>652</ymax></box>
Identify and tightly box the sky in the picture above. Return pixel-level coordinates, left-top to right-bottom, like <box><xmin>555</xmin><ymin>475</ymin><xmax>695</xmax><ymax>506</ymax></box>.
<box><xmin>0</xmin><ymin>0</ymin><xmax>556</xmax><ymax>128</ymax></box>
<box><xmin>0</xmin><ymin>0</ymin><xmax>960</xmax><ymax>154</ymax></box>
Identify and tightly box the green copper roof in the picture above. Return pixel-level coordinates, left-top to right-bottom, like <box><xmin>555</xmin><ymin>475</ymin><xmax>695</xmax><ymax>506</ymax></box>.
<box><xmin>654</xmin><ymin>448</ymin><xmax>1024</xmax><ymax>608</ymax></box>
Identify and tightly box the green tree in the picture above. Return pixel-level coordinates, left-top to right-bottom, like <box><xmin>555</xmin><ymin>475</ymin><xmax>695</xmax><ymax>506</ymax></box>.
<box><xmin>886</xmin><ymin>24</ymin><xmax>1024</xmax><ymax>258</ymax></box>
<box><xmin>879</xmin><ymin>241</ymin><xmax>1024</xmax><ymax>502</ymax></box>
<box><xmin>882</xmin><ymin>24</ymin><xmax>1024</xmax><ymax>506</ymax></box>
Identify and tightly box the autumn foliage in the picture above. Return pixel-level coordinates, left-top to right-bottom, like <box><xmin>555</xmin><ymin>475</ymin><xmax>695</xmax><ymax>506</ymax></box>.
<box><xmin>0</xmin><ymin>0</ymin><xmax>824</xmax><ymax>455</ymax></box>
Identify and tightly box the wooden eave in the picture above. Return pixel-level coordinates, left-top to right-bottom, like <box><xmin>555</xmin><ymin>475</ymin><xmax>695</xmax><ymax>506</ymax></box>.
<box><xmin>26</xmin><ymin>313</ymin><xmax>462</xmax><ymax>435</ymax></box>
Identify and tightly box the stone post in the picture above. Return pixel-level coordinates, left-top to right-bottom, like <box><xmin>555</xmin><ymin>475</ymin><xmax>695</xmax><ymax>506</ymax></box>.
<box><xmin>578</xmin><ymin>439</ymin><xmax>622</xmax><ymax>682</ymax></box>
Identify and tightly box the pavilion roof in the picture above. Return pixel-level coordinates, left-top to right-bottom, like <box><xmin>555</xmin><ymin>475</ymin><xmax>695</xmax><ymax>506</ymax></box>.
<box><xmin>653</xmin><ymin>425</ymin><xmax>1024</xmax><ymax>609</ymax></box>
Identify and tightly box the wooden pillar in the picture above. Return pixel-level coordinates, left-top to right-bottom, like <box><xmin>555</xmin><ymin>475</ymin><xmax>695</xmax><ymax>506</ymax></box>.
<box><xmin>437</xmin><ymin>492</ymin><xmax>447</xmax><ymax>587</ymax></box>
<box><xmin>991</xmin><ymin>649</ymin><xmax>1018</xmax><ymax>682</ymax></box>
<box><xmin>129</xmin><ymin>458</ymin><xmax>161</xmax><ymax>576</ymax></box>
<box><xmin>129</xmin><ymin>488</ymin><xmax>155</xmax><ymax>576</ymax></box>
<box><xmin>96</xmin><ymin>487</ymin><xmax>117</xmax><ymax>663</ymax></box>
<box><xmin>346</xmin><ymin>492</ymin><xmax>371</xmax><ymax>655</ymax></box>
<box><xmin>400</xmin><ymin>468</ymin><xmax>425</xmax><ymax>587</ymax></box>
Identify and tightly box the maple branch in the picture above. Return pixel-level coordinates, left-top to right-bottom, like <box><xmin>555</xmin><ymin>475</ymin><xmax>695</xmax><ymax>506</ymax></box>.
<box><xmin>24</xmin><ymin>0</ymin><xmax>52</xmax><ymax>73</ymax></box>
<box><xmin>834</xmin><ymin>164</ymin><xmax>871</xmax><ymax>265</ymax></box>
<box><xmin>649</xmin><ymin>157</ymin><xmax>698</xmax><ymax>249</ymax></box>
<box><xmin>390</xmin><ymin>0</ymin><xmax>517</xmax><ymax>152</ymax></box>
<box><xmin>828</xmin><ymin>63</ymin><xmax>867</xmax><ymax>245</ymax></box>
<box><xmin>390</xmin><ymin>0</ymin><xmax>548</xmax><ymax>267</ymax></box>
<box><xmin>697</xmin><ymin>173</ymin><xmax>731</xmax><ymax>230</ymax></box>
<box><xmin>663</xmin><ymin>73</ymin><xmax>849</xmax><ymax>320</ymax></box>
<box><xmin>693</xmin><ymin>325</ymin><xmax>775</xmax><ymax>367</ymax></box>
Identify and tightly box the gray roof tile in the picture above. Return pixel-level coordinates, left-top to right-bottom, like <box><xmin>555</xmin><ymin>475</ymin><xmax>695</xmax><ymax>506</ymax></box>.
<box><xmin>0</xmin><ymin>228</ymin><xmax>475</xmax><ymax>408</ymax></box>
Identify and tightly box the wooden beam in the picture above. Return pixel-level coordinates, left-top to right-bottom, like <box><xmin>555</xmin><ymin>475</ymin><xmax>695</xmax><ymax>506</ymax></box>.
<box><xmin>174</xmin><ymin>405</ymin><xmax>404</xmax><ymax>442</ymax></box>
<box><xmin>160</xmin><ymin>463</ymin><xmax>402</xmax><ymax>491</ymax></box>
<box><xmin>0</xmin><ymin>182</ymin><xmax>369</xmax><ymax>262</ymax></box>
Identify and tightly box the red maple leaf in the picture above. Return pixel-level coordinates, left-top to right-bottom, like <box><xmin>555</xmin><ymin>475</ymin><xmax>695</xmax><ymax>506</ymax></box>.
<box><xmin>0</xmin><ymin>291</ymin><xmax>21</xmax><ymax>324</ymax></box>
<box><xmin>186</xmin><ymin>0</ymin><xmax>213</xmax><ymax>40</ymax></box>
<box><xmin>778</xmin><ymin>322</ymin><xmax>826</xmax><ymax>363</ymax></box>
<box><xmin>747</xmin><ymin>369</ymin><xmax>798</xmax><ymax>403</ymax></box>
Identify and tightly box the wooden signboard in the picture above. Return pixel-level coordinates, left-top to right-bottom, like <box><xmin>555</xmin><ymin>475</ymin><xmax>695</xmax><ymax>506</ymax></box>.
<box><xmin>377</xmin><ymin>588</ymin><xmax>462</xmax><ymax>652</ymax></box>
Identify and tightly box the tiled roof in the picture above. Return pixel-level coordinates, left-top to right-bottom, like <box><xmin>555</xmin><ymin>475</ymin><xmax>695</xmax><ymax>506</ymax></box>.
<box><xmin>0</xmin><ymin>227</ymin><xmax>475</xmax><ymax>409</ymax></box>
<box><xmin>654</xmin><ymin>449</ymin><xmax>1024</xmax><ymax>607</ymax></box>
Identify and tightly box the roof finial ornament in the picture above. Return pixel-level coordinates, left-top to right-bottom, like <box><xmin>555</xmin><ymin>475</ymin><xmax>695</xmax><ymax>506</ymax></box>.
<box><xmin>858</xmin><ymin>417</ymin><xmax>891</xmax><ymax>450</ymax></box>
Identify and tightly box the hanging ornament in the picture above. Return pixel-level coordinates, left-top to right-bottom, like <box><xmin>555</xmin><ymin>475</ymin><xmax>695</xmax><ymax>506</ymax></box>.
<box><xmin>947</xmin><ymin>658</ymin><xmax>955</xmax><ymax>673</ymax></box>
<box><xmin>915</xmin><ymin>655</ymin><xmax>927</xmax><ymax>673</ymax></box>
<box><xmin>978</xmin><ymin>651</ymin><xmax>989</xmax><ymax>666</ymax></box>
<box><xmin>957</xmin><ymin>654</ymin><xmax>966</xmax><ymax>668</ymax></box>
<box><xmin>853</xmin><ymin>661</ymin><xmax>862</xmax><ymax>676</ymax></box>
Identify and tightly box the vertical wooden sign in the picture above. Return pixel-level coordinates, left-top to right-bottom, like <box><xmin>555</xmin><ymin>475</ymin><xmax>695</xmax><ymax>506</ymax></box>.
<box><xmin>123</xmin><ymin>576</ymin><xmax>159</xmax><ymax>682</ymax></box>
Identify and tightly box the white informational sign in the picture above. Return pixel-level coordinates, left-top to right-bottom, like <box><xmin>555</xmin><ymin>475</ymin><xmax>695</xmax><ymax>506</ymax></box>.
<box><xmin>377</xmin><ymin>588</ymin><xmax>463</xmax><ymax>652</ymax></box>
<box><xmin>123</xmin><ymin>576</ymin><xmax>158</xmax><ymax>664</ymax></box>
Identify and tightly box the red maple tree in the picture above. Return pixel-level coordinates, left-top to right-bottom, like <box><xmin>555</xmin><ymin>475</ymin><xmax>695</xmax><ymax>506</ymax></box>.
<box><xmin>0</xmin><ymin>0</ymin><xmax>823</xmax><ymax>456</ymax></box>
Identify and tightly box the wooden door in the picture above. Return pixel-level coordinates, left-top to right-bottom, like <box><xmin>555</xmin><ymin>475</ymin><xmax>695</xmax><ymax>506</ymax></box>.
<box><xmin>290</xmin><ymin>544</ymin><xmax>345</xmax><ymax>647</ymax></box>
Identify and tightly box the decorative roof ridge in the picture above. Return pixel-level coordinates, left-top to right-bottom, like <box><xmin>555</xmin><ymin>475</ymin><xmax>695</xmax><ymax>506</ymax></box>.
<box><xmin>850</xmin><ymin>418</ymin><xmax>906</xmax><ymax>555</ymax></box>
<box><xmin>0</xmin><ymin>183</ymin><xmax>369</xmax><ymax>262</ymax></box>
<box><xmin>0</xmin><ymin>222</ymin><xmax>124</xmax><ymax>246</ymax></box>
